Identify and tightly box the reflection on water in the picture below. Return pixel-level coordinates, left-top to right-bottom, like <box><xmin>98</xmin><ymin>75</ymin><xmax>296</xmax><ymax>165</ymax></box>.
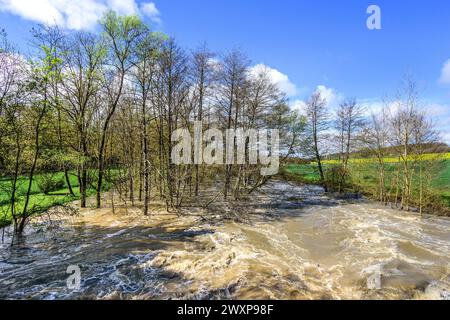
<box><xmin>0</xmin><ymin>181</ymin><xmax>449</xmax><ymax>300</ymax></box>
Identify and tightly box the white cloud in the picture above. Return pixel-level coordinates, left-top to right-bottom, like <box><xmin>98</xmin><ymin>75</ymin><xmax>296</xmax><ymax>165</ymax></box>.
<box><xmin>141</xmin><ymin>2</ymin><xmax>161</xmax><ymax>24</ymax></box>
<box><xmin>439</xmin><ymin>59</ymin><xmax>450</xmax><ymax>85</ymax></box>
<box><xmin>360</xmin><ymin>99</ymin><xmax>391</xmax><ymax>116</ymax></box>
<box><xmin>0</xmin><ymin>0</ymin><xmax>161</xmax><ymax>30</ymax></box>
<box><xmin>250</xmin><ymin>64</ymin><xmax>298</xmax><ymax>97</ymax></box>
<box><xmin>290</xmin><ymin>99</ymin><xmax>307</xmax><ymax>112</ymax></box>
<box><xmin>0</xmin><ymin>0</ymin><xmax>65</xmax><ymax>26</ymax></box>
<box><xmin>315</xmin><ymin>85</ymin><xmax>338</xmax><ymax>106</ymax></box>
<box><xmin>441</xmin><ymin>130</ymin><xmax>450</xmax><ymax>145</ymax></box>
<box><xmin>427</xmin><ymin>103</ymin><xmax>450</xmax><ymax>144</ymax></box>
<box><xmin>427</xmin><ymin>103</ymin><xmax>450</xmax><ymax>117</ymax></box>
<box><xmin>362</xmin><ymin>99</ymin><xmax>449</xmax><ymax>118</ymax></box>
<box><xmin>62</xmin><ymin>0</ymin><xmax>109</xmax><ymax>30</ymax></box>
<box><xmin>289</xmin><ymin>85</ymin><xmax>340</xmax><ymax>113</ymax></box>
<box><xmin>108</xmin><ymin>0</ymin><xmax>138</xmax><ymax>16</ymax></box>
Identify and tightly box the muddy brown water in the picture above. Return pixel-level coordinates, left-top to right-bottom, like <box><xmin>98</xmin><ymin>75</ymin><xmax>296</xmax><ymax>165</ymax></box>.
<box><xmin>0</xmin><ymin>181</ymin><xmax>449</xmax><ymax>300</ymax></box>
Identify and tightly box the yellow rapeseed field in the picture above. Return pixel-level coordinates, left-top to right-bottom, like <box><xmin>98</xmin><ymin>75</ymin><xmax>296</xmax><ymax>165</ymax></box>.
<box><xmin>317</xmin><ymin>153</ymin><xmax>450</xmax><ymax>165</ymax></box>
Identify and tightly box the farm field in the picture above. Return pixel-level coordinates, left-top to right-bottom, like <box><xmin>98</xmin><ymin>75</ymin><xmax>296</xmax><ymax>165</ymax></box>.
<box><xmin>318</xmin><ymin>153</ymin><xmax>450</xmax><ymax>165</ymax></box>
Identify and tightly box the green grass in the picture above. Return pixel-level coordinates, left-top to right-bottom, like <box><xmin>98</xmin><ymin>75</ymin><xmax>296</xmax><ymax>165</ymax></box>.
<box><xmin>283</xmin><ymin>163</ymin><xmax>322</xmax><ymax>184</ymax></box>
<box><xmin>432</xmin><ymin>160</ymin><xmax>450</xmax><ymax>189</ymax></box>
<box><xmin>282</xmin><ymin>159</ymin><xmax>450</xmax><ymax>209</ymax></box>
<box><xmin>431</xmin><ymin>160</ymin><xmax>450</xmax><ymax>206</ymax></box>
<box><xmin>0</xmin><ymin>171</ymin><xmax>116</xmax><ymax>228</ymax></box>
<box><xmin>0</xmin><ymin>172</ymin><xmax>78</xmax><ymax>227</ymax></box>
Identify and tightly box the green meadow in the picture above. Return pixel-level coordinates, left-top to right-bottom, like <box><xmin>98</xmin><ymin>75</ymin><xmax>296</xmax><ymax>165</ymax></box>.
<box><xmin>282</xmin><ymin>158</ymin><xmax>450</xmax><ymax>209</ymax></box>
<box><xmin>0</xmin><ymin>171</ymin><xmax>118</xmax><ymax>227</ymax></box>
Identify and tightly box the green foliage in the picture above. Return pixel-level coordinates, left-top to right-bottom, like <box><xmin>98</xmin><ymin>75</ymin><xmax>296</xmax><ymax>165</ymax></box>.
<box><xmin>100</xmin><ymin>10</ymin><xmax>147</xmax><ymax>58</ymax></box>
<box><xmin>29</xmin><ymin>45</ymin><xmax>63</xmax><ymax>85</ymax></box>
<box><xmin>0</xmin><ymin>172</ymin><xmax>78</xmax><ymax>226</ymax></box>
<box><xmin>36</xmin><ymin>173</ymin><xmax>65</xmax><ymax>195</ymax></box>
<box><xmin>324</xmin><ymin>164</ymin><xmax>350</xmax><ymax>190</ymax></box>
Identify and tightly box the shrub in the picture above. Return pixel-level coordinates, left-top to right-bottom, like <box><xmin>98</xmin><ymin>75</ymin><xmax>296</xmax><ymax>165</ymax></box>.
<box><xmin>37</xmin><ymin>173</ymin><xmax>65</xmax><ymax>195</ymax></box>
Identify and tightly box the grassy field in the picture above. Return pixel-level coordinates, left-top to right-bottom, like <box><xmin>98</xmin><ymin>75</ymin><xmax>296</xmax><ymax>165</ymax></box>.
<box><xmin>431</xmin><ymin>160</ymin><xmax>450</xmax><ymax>206</ymax></box>
<box><xmin>0</xmin><ymin>172</ymin><xmax>106</xmax><ymax>228</ymax></box>
<box><xmin>282</xmin><ymin>158</ymin><xmax>450</xmax><ymax>209</ymax></box>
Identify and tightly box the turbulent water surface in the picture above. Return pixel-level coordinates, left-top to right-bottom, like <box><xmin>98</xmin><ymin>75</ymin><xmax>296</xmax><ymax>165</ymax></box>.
<box><xmin>1</xmin><ymin>181</ymin><xmax>449</xmax><ymax>300</ymax></box>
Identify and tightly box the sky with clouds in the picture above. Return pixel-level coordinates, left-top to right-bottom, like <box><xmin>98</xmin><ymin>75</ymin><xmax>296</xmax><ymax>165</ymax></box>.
<box><xmin>0</xmin><ymin>0</ymin><xmax>449</xmax><ymax>143</ymax></box>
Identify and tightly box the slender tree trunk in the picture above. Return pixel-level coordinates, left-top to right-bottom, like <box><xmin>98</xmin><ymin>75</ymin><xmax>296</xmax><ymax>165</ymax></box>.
<box><xmin>313</xmin><ymin>119</ymin><xmax>327</xmax><ymax>192</ymax></box>
<box><xmin>142</xmin><ymin>97</ymin><xmax>150</xmax><ymax>215</ymax></box>
<box><xmin>19</xmin><ymin>97</ymin><xmax>47</xmax><ymax>234</ymax></box>
<box><xmin>80</xmin><ymin>135</ymin><xmax>88</xmax><ymax>208</ymax></box>
<box><xmin>57</xmin><ymin>109</ymin><xmax>75</xmax><ymax>196</ymax></box>
<box><xmin>10</xmin><ymin>132</ymin><xmax>21</xmax><ymax>233</ymax></box>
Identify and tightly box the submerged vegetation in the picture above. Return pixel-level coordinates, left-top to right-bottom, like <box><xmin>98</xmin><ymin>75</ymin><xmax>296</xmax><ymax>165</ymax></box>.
<box><xmin>0</xmin><ymin>12</ymin><xmax>300</xmax><ymax>233</ymax></box>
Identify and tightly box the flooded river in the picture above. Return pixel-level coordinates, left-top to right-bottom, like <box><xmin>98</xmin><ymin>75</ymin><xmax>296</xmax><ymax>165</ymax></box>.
<box><xmin>1</xmin><ymin>181</ymin><xmax>449</xmax><ymax>300</ymax></box>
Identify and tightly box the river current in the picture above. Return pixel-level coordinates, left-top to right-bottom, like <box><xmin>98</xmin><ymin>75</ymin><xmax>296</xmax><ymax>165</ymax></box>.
<box><xmin>1</xmin><ymin>181</ymin><xmax>449</xmax><ymax>300</ymax></box>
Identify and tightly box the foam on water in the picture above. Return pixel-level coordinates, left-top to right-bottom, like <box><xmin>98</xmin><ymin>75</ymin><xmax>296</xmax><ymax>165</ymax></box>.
<box><xmin>0</xmin><ymin>181</ymin><xmax>449</xmax><ymax>300</ymax></box>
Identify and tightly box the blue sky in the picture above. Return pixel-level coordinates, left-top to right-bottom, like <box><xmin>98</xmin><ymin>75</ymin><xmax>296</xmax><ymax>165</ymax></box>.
<box><xmin>1</xmin><ymin>0</ymin><xmax>450</xmax><ymax>142</ymax></box>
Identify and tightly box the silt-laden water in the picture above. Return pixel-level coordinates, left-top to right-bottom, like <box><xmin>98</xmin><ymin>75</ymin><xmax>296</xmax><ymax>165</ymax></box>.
<box><xmin>0</xmin><ymin>182</ymin><xmax>449</xmax><ymax>300</ymax></box>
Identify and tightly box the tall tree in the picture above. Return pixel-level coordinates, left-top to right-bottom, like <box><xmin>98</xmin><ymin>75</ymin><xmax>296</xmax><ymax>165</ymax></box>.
<box><xmin>31</xmin><ymin>25</ymin><xmax>75</xmax><ymax>196</ymax></box>
<box><xmin>190</xmin><ymin>44</ymin><xmax>216</xmax><ymax>197</ymax></box>
<box><xmin>131</xmin><ymin>31</ymin><xmax>165</xmax><ymax>215</ymax></box>
<box><xmin>60</xmin><ymin>32</ymin><xmax>106</xmax><ymax>208</ymax></box>
<box><xmin>17</xmin><ymin>44</ymin><xmax>62</xmax><ymax>233</ymax></box>
<box><xmin>154</xmin><ymin>39</ymin><xmax>189</xmax><ymax>209</ymax></box>
<box><xmin>216</xmin><ymin>49</ymin><xmax>250</xmax><ymax>199</ymax></box>
<box><xmin>96</xmin><ymin>11</ymin><xmax>146</xmax><ymax>208</ymax></box>
<box><xmin>304</xmin><ymin>91</ymin><xmax>330</xmax><ymax>192</ymax></box>
<box><xmin>334</xmin><ymin>98</ymin><xmax>366</xmax><ymax>192</ymax></box>
<box><xmin>362</xmin><ymin>103</ymin><xmax>390</xmax><ymax>203</ymax></box>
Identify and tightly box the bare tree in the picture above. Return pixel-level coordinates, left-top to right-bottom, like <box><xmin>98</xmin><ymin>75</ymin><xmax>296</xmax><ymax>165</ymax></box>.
<box><xmin>390</xmin><ymin>78</ymin><xmax>420</xmax><ymax>210</ymax></box>
<box><xmin>361</xmin><ymin>102</ymin><xmax>390</xmax><ymax>203</ymax></box>
<box><xmin>410</xmin><ymin>111</ymin><xmax>440</xmax><ymax>215</ymax></box>
<box><xmin>304</xmin><ymin>90</ymin><xmax>330</xmax><ymax>192</ymax></box>
<box><xmin>190</xmin><ymin>44</ymin><xmax>216</xmax><ymax>197</ymax></box>
<box><xmin>131</xmin><ymin>31</ymin><xmax>164</xmax><ymax>215</ymax></box>
<box><xmin>60</xmin><ymin>32</ymin><xmax>105</xmax><ymax>208</ymax></box>
<box><xmin>216</xmin><ymin>49</ymin><xmax>250</xmax><ymax>199</ymax></box>
<box><xmin>153</xmin><ymin>39</ymin><xmax>189</xmax><ymax>209</ymax></box>
<box><xmin>334</xmin><ymin>98</ymin><xmax>366</xmax><ymax>192</ymax></box>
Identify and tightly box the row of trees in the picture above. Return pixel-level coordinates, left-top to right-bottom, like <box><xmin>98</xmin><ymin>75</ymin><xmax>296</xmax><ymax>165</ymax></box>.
<box><xmin>302</xmin><ymin>78</ymin><xmax>444</xmax><ymax>215</ymax></box>
<box><xmin>0</xmin><ymin>12</ymin><xmax>300</xmax><ymax>234</ymax></box>
<box><xmin>1</xmin><ymin>12</ymin><xmax>446</xmax><ymax>234</ymax></box>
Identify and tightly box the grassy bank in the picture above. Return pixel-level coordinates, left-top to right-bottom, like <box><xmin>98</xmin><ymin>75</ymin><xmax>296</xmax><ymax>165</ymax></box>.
<box><xmin>282</xmin><ymin>158</ymin><xmax>450</xmax><ymax>212</ymax></box>
<box><xmin>0</xmin><ymin>171</ymin><xmax>116</xmax><ymax>228</ymax></box>
<box><xmin>0</xmin><ymin>172</ymin><xmax>78</xmax><ymax>227</ymax></box>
